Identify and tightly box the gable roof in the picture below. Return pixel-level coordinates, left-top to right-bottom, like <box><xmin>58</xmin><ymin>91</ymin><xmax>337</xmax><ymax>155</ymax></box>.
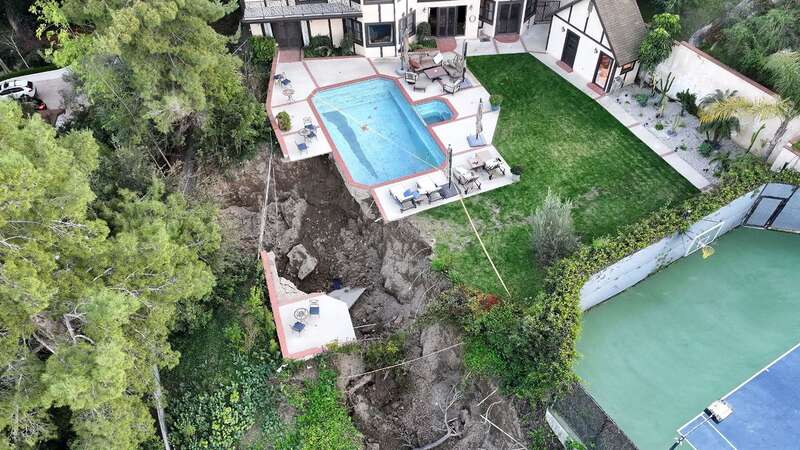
<box><xmin>556</xmin><ymin>0</ymin><xmax>647</xmax><ymax>65</ymax></box>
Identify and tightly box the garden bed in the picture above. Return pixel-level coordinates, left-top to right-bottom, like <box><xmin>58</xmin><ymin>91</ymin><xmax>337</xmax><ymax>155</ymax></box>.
<box><xmin>612</xmin><ymin>85</ymin><xmax>747</xmax><ymax>183</ymax></box>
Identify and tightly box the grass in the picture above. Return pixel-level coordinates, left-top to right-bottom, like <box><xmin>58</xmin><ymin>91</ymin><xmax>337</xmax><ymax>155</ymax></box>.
<box><xmin>424</xmin><ymin>54</ymin><xmax>696</xmax><ymax>298</ymax></box>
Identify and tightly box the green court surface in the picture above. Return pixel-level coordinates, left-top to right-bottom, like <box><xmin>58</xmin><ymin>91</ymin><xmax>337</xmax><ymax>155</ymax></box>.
<box><xmin>576</xmin><ymin>228</ymin><xmax>800</xmax><ymax>449</ymax></box>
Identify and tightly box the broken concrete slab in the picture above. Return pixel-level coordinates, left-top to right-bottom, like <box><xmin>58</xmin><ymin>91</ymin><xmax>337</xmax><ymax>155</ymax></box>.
<box><xmin>328</xmin><ymin>287</ymin><xmax>366</xmax><ymax>309</ymax></box>
<box><xmin>287</xmin><ymin>244</ymin><xmax>318</xmax><ymax>280</ymax></box>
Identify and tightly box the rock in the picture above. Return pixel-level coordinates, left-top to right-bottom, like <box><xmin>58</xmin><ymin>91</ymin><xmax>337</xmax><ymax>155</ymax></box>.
<box><xmin>287</xmin><ymin>244</ymin><xmax>318</xmax><ymax>280</ymax></box>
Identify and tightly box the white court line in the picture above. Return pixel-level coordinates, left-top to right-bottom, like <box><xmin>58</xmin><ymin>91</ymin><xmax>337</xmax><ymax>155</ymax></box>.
<box><xmin>677</xmin><ymin>413</ymin><xmax>707</xmax><ymax>438</ymax></box>
<box><xmin>721</xmin><ymin>340</ymin><xmax>800</xmax><ymax>401</ymax></box>
<box><xmin>708</xmin><ymin>422</ymin><xmax>738</xmax><ymax>450</ymax></box>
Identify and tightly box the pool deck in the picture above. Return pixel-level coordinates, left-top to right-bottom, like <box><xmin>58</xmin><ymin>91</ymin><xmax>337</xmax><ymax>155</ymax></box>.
<box><xmin>267</xmin><ymin>52</ymin><xmax>515</xmax><ymax>222</ymax></box>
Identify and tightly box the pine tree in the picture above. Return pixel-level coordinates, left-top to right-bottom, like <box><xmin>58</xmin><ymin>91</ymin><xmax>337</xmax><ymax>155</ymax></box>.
<box><xmin>0</xmin><ymin>101</ymin><xmax>219</xmax><ymax>448</ymax></box>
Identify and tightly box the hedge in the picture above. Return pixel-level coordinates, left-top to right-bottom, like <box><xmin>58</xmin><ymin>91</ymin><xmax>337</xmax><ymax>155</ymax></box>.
<box><xmin>0</xmin><ymin>64</ymin><xmax>59</xmax><ymax>82</ymax></box>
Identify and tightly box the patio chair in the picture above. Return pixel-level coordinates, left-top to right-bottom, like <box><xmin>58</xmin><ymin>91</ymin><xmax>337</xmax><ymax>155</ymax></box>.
<box><xmin>417</xmin><ymin>176</ymin><xmax>445</xmax><ymax>203</ymax></box>
<box><xmin>442</xmin><ymin>79</ymin><xmax>462</xmax><ymax>95</ymax></box>
<box><xmin>454</xmin><ymin>166</ymin><xmax>481</xmax><ymax>193</ymax></box>
<box><xmin>309</xmin><ymin>298</ymin><xmax>320</xmax><ymax>317</ymax></box>
<box><xmin>292</xmin><ymin>321</ymin><xmax>305</xmax><ymax>333</ymax></box>
<box><xmin>444</xmin><ymin>55</ymin><xmax>465</xmax><ymax>79</ymax></box>
<box><xmin>433</xmin><ymin>52</ymin><xmax>444</xmax><ymax>66</ymax></box>
<box><xmin>295</xmin><ymin>136</ymin><xmax>309</xmax><ymax>152</ymax></box>
<box><xmin>390</xmin><ymin>185</ymin><xmax>420</xmax><ymax>212</ymax></box>
<box><xmin>469</xmin><ymin>150</ymin><xmax>505</xmax><ymax>179</ymax></box>
<box><xmin>414</xmin><ymin>76</ymin><xmax>432</xmax><ymax>92</ymax></box>
<box><xmin>404</xmin><ymin>71</ymin><xmax>418</xmax><ymax>85</ymax></box>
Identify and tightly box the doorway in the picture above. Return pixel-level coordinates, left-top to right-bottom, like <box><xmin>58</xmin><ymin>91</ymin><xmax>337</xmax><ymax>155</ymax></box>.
<box><xmin>495</xmin><ymin>2</ymin><xmax>522</xmax><ymax>34</ymax></box>
<box><xmin>430</xmin><ymin>6</ymin><xmax>467</xmax><ymax>36</ymax></box>
<box><xmin>271</xmin><ymin>21</ymin><xmax>303</xmax><ymax>48</ymax></box>
<box><xmin>592</xmin><ymin>52</ymin><xmax>613</xmax><ymax>90</ymax></box>
<box><xmin>560</xmin><ymin>30</ymin><xmax>579</xmax><ymax>68</ymax></box>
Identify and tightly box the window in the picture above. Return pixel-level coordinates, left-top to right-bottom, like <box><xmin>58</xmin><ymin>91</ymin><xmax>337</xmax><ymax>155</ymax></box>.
<box><xmin>343</xmin><ymin>18</ymin><xmax>363</xmax><ymax>44</ymax></box>
<box><xmin>524</xmin><ymin>0</ymin><xmax>536</xmax><ymax>21</ymax></box>
<box><xmin>619</xmin><ymin>62</ymin><xmax>636</xmax><ymax>74</ymax></box>
<box><xmin>479</xmin><ymin>0</ymin><xmax>495</xmax><ymax>24</ymax></box>
<box><xmin>366</xmin><ymin>22</ymin><xmax>394</xmax><ymax>47</ymax></box>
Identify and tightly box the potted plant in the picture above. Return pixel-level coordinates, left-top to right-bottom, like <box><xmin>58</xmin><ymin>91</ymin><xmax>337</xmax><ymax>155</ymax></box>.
<box><xmin>276</xmin><ymin>111</ymin><xmax>291</xmax><ymax>131</ymax></box>
<box><xmin>489</xmin><ymin>94</ymin><xmax>504</xmax><ymax>111</ymax></box>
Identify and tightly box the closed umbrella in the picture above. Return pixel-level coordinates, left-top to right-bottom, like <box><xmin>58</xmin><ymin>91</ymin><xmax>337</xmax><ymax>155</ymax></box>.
<box><xmin>475</xmin><ymin>98</ymin><xmax>483</xmax><ymax>140</ymax></box>
<box><xmin>401</xmin><ymin>19</ymin><xmax>410</xmax><ymax>72</ymax></box>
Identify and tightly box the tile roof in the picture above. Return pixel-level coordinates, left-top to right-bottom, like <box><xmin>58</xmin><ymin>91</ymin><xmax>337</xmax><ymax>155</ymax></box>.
<box><xmin>243</xmin><ymin>0</ymin><xmax>362</xmax><ymax>22</ymax></box>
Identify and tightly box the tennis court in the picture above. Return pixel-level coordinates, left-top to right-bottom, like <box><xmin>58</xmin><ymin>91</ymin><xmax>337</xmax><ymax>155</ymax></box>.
<box><xmin>677</xmin><ymin>341</ymin><xmax>800</xmax><ymax>449</ymax></box>
<box><xmin>575</xmin><ymin>227</ymin><xmax>800</xmax><ymax>449</ymax></box>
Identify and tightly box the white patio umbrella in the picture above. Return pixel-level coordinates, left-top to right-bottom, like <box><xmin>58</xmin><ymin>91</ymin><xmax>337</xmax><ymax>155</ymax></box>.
<box><xmin>475</xmin><ymin>98</ymin><xmax>484</xmax><ymax>140</ymax></box>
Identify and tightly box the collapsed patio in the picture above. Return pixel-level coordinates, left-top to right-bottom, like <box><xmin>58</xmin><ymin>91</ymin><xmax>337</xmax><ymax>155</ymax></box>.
<box><xmin>266</xmin><ymin>44</ymin><xmax>521</xmax><ymax>222</ymax></box>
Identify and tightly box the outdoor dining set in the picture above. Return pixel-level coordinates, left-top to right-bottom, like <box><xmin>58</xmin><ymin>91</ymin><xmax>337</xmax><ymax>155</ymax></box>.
<box><xmin>294</xmin><ymin>116</ymin><xmax>320</xmax><ymax>152</ymax></box>
<box><xmin>291</xmin><ymin>298</ymin><xmax>320</xmax><ymax>334</ymax></box>
<box><xmin>403</xmin><ymin>51</ymin><xmax>469</xmax><ymax>95</ymax></box>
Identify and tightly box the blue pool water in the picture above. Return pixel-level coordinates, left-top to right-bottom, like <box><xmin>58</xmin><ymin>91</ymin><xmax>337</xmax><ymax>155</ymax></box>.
<box><xmin>311</xmin><ymin>78</ymin><xmax>446</xmax><ymax>185</ymax></box>
<box><xmin>415</xmin><ymin>100</ymin><xmax>453</xmax><ymax>125</ymax></box>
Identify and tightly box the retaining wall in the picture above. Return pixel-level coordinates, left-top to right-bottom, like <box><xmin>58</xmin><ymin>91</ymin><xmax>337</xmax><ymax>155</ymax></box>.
<box><xmin>579</xmin><ymin>187</ymin><xmax>763</xmax><ymax>310</ymax></box>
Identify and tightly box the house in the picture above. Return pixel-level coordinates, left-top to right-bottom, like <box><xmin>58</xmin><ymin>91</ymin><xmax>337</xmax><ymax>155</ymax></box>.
<box><xmin>243</xmin><ymin>0</ymin><xmax>562</xmax><ymax>57</ymax></box>
<box><xmin>546</xmin><ymin>0</ymin><xmax>646</xmax><ymax>93</ymax></box>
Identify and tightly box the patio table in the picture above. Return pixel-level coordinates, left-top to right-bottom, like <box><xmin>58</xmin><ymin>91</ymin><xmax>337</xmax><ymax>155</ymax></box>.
<box><xmin>423</xmin><ymin>66</ymin><xmax>447</xmax><ymax>81</ymax></box>
<box><xmin>294</xmin><ymin>307</ymin><xmax>308</xmax><ymax>321</ymax></box>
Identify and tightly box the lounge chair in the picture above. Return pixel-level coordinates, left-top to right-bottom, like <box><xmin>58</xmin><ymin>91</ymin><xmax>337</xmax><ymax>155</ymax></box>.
<box><xmin>417</xmin><ymin>176</ymin><xmax>444</xmax><ymax>203</ymax></box>
<box><xmin>454</xmin><ymin>166</ymin><xmax>481</xmax><ymax>193</ymax></box>
<box><xmin>433</xmin><ymin>52</ymin><xmax>444</xmax><ymax>66</ymax></box>
<box><xmin>409</xmin><ymin>52</ymin><xmax>440</xmax><ymax>73</ymax></box>
<box><xmin>309</xmin><ymin>299</ymin><xmax>320</xmax><ymax>317</ymax></box>
<box><xmin>390</xmin><ymin>185</ymin><xmax>420</xmax><ymax>212</ymax></box>
<box><xmin>292</xmin><ymin>321</ymin><xmax>305</xmax><ymax>333</ymax></box>
<box><xmin>404</xmin><ymin>71</ymin><xmax>418</xmax><ymax>85</ymax></box>
<box><xmin>414</xmin><ymin>76</ymin><xmax>432</xmax><ymax>92</ymax></box>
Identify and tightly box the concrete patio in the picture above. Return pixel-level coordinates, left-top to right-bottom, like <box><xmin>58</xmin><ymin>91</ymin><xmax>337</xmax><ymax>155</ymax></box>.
<box><xmin>267</xmin><ymin>47</ymin><xmax>517</xmax><ymax>222</ymax></box>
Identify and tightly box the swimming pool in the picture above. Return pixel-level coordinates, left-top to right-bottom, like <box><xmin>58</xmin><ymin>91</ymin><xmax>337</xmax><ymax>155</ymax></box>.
<box><xmin>311</xmin><ymin>78</ymin><xmax>446</xmax><ymax>186</ymax></box>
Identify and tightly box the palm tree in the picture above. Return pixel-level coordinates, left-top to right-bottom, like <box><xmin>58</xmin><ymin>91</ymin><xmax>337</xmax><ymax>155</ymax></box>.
<box><xmin>698</xmin><ymin>89</ymin><xmax>740</xmax><ymax>147</ymax></box>
<box><xmin>699</xmin><ymin>51</ymin><xmax>800</xmax><ymax>160</ymax></box>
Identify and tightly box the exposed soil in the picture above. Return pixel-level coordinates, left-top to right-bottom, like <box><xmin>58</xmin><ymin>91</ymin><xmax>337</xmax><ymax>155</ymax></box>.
<box><xmin>198</xmin><ymin>147</ymin><xmax>557</xmax><ymax>449</ymax></box>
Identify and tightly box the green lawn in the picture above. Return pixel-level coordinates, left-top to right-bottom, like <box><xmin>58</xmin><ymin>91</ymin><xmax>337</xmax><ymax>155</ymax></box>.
<box><xmin>424</xmin><ymin>54</ymin><xmax>696</xmax><ymax>298</ymax></box>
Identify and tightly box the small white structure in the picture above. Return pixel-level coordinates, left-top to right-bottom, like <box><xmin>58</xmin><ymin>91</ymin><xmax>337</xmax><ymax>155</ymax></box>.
<box><xmin>260</xmin><ymin>251</ymin><xmax>356</xmax><ymax>359</ymax></box>
<box><xmin>546</xmin><ymin>0</ymin><xmax>646</xmax><ymax>93</ymax></box>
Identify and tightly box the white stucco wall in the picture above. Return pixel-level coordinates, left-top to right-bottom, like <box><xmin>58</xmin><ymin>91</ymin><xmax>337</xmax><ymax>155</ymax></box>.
<box><xmin>579</xmin><ymin>187</ymin><xmax>764</xmax><ymax>310</ymax></box>
<box><xmin>546</xmin><ymin>1</ymin><xmax>615</xmax><ymax>88</ymax></box>
<box><xmin>771</xmin><ymin>144</ymin><xmax>800</xmax><ymax>172</ymax></box>
<box><xmin>654</xmin><ymin>42</ymin><xmax>800</xmax><ymax>158</ymax></box>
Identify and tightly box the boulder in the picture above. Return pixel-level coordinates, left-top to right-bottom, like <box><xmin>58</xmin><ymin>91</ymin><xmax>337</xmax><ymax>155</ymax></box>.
<box><xmin>286</xmin><ymin>244</ymin><xmax>318</xmax><ymax>280</ymax></box>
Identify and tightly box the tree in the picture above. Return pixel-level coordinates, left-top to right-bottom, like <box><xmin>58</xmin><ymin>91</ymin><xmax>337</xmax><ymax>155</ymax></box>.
<box><xmin>639</xmin><ymin>13</ymin><xmax>682</xmax><ymax>77</ymax></box>
<box><xmin>699</xmin><ymin>51</ymin><xmax>800</xmax><ymax>160</ymax></box>
<box><xmin>0</xmin><ymin>101</ymin><xmax>219</xmax><ymax>448</ymax></box>
<box><xmin>32</xmin><ymin>0</ymin><xmax>267</xmax><ymax>169</ymax></box>
<box><xmin>530</xmin><ymin>189</ymin><xmax>579</xmax><ymax>266</ymax></box>
<box><xmin>698</xmin><ymin>89</ymin><xmax>741</xmax><ymax>146</ymax></box>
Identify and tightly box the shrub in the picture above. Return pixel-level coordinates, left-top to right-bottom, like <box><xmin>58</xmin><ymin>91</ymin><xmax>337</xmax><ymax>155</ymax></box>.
<box><xmin>304</xmin><ymin>35</ymin><xmax>334</xmax><ymax>57</ymax></box>
<box><xmin>639</xmin><ymin>13</ymin><xmax>681</xmax><ymax>74</ymax></box>
<box><xmin>635</xmin><ymin>93</ymin><xmax>650</xmax><ymax>107</ymax></box>
<box><xmin>276</xmin><ymin>111</ymin><xmax>291</xmax><ymax>131</ymax></box>
<box><xmin>489</xmin><ymin>94</ymin><xmax>504</xmax><ymax>109</ymax></box>
<box><xmin>363</xmin><ymin>333</ymin><xmax>406</xmax><ymax>370</ymax></box>
<box><xmin>654</xmin><ymin>122</ymin><xmax>665</xmax><ymax>131</ymax></box>
<box><xmin>416</xmin><ymin>22</ymin><xmax>431</xmax><ymax>41</ymax></box>
<box><xmin>676</xmin><ymin>89</ymin><xmax>698</xmax><ymax>116</ymax></box>
<box><xmin>339</xmin><ymin>33</ymin><xmax>355</xmax><ymax>56</ymax></box>
<box><xmin>699</xmin><ymin>141</ymin><xmax>714</xmax><ymax>157</ymax></box>
<box><xmin>276</xmin><ymin>365</ymin><xmax>362</xmax><ymax>450</ymax></box>
<box><xmin>531</xmin><ymin>189</ymin><xmax>579</xmax><ymax>266</ymax></box>
<box><xmin>251</xmin><ymin>36</ymin><xmax>277</xmax><ymax>65</ymax></box>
